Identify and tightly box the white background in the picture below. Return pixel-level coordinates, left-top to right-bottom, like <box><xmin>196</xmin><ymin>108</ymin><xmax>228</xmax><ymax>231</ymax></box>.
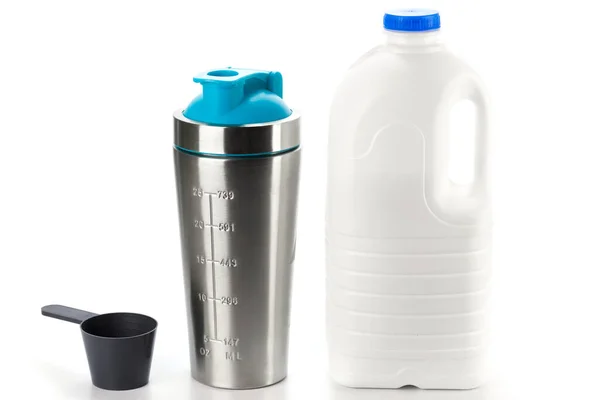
<box><xmin>1</xmin><ymin>0</ymin><xmax>599</xmax><ymax>399</ymax></box>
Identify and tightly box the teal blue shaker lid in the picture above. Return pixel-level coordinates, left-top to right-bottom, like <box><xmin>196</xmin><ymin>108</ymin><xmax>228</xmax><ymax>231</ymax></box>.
<box><xmin>183</xmin><ymin>68</ymin><xmax>293</xmax><ymax>126</ymax></box>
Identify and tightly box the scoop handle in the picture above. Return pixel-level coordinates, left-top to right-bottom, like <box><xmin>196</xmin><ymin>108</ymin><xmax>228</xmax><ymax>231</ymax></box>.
<box><xmin>42</xmin><ymin>304</ymin><xmax>98</xmax><ymax>324</ymax></box>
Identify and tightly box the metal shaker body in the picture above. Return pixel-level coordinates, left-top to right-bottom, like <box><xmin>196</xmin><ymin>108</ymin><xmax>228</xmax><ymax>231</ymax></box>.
<box><xmin>174</xmin><ymin>110</ymin><xmax>300</xmax><ymax>389</ymax></box>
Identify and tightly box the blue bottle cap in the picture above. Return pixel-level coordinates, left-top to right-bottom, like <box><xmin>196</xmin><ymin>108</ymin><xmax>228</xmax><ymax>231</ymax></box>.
<box><xmin>384</xmin><ymin>9</ymin><xmax>441</xmax><ymax>32</ymax></box>
<box><xmin>183</xmin><ymin>68</ymin><xmax>292</xmax><ymax>126</ymax></box>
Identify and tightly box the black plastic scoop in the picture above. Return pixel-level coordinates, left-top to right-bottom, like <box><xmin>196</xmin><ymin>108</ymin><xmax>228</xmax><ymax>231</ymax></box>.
<box><xmin>41</xmin><ymin>304</ymin><xmax>157</xmax><ymax>391</ymax></box>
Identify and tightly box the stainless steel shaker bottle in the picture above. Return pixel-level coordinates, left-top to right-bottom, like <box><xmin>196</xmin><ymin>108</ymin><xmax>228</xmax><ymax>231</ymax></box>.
<box><xmin>173</xmin><ymin>68</ymin><xmax>300</xmax><ymax>389</ymax></box>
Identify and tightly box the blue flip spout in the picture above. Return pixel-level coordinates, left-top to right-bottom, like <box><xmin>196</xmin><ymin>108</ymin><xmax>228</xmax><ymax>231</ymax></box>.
<box><xmin>183</xmin><ymin>68</ymin><xmax>292</xmax><ymax>126</ymax></box>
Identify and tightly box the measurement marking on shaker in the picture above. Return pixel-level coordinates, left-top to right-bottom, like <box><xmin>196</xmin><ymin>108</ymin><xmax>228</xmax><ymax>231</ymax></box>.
<box><xmin>198</xmin><ymin>347</ymin><xmax>211</xmax><ymax>357</ymax></box>
<box><xmin>209</xmin><ymin>195</ymin><xmax>218</xmax><ymax>338</ymax></box>
<box><xmin>222</xmin><ymin>337</ymin><xmax>240</xmax><ymax>346</ymax></box>
<box><xmin>196</xmin><ymin>256</ymin><xmax>238</xmax><ymax>267</ymax></box>
<box><xmin>202</xmin><ymin>340</ymin><xmax>242</xmax><ymax>361</ymax></box>
<box><xmin>193</xmin><ymin>222</ymin><xmax>236</xmax><ymax>231</ymax></box>
<box><xmin>204</xmin><ymin>336</ymin><xmax>240</xmax><ymax>346</ymax></box>
<box><xmin>192</xmin><ymin>188</ymin><xmax>240</xmax><ymax>358</ymax></box>
<box><xmin>225</xmin><ymin>352</ymin><xmax>242</xmax><ymax>361</ymax></box>
<box><xmin>198</xmin><ymin>293</ymin><xmax>239</xmax><ymax>305</ymax></box>
<box><xmin>193</xmin><ymin>189</ymin><xmax>235</xmax><ymax>200</ymax></box>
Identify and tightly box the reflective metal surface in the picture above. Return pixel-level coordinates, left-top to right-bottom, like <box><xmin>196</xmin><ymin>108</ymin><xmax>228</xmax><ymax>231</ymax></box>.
<box><xmin>174</xmin><ymin>110</ymin><xmax>300</xmax><ymax>156</ymax></box>
<box><xmin>174</xmin><ymin>114</ymin><xmax>300</xmax><ymax>389</ymax></box>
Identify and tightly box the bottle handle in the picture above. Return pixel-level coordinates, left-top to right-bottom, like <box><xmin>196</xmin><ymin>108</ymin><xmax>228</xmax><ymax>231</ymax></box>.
<box><xmin>470</xmin><ymin>75</ymin><xmax>490</xmax><ymax>197</ymax></box>
<box><xmin>427</xmin><ymin>72</ymin><xmax>491</xmax><ymax>225</ymax></box>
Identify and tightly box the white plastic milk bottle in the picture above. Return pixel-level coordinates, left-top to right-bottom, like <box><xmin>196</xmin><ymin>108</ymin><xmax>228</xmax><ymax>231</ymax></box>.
<box><xmin>326</xmin><ymin>9</ymin><xmax>491</xmax><ymax>389</ymax></box>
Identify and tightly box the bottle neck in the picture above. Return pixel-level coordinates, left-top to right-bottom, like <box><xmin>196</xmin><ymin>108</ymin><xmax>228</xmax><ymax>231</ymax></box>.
<box><xmin>384</xmin><ymin>29</ymin><xmax>444</xmax><ymax>50</ymax></box>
